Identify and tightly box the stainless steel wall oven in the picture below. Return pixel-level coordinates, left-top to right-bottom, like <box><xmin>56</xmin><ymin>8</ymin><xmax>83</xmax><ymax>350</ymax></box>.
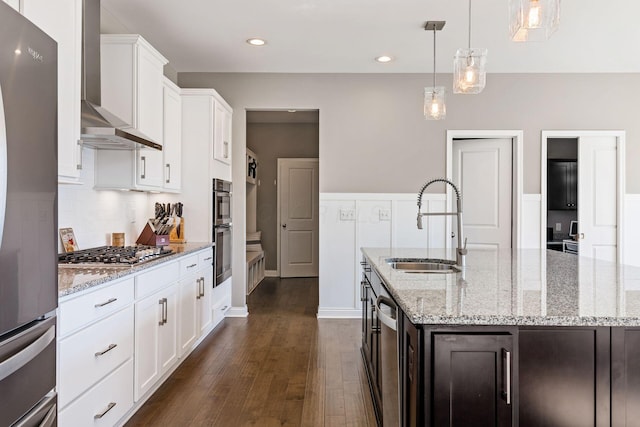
<box><xmin>213</xmin><ymin>179</ymin><xmax>232</xmax><ymax>286</ymax></box>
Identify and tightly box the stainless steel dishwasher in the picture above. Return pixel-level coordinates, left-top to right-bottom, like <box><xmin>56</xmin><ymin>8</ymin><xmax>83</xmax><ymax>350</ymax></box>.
<box><xmin>376</xmin><ymin>293</ymin><xmax>399</xmax><ymax>426</ymax></box>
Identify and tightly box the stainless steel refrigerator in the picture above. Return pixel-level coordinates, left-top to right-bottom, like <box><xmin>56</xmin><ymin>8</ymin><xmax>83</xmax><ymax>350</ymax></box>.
<box><xmin>0</xmin><ymin>3</ymin><xmax>58</xmax><ymax>425</ymax></box>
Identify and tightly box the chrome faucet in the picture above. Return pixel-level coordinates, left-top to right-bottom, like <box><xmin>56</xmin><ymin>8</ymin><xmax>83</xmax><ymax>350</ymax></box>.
<box><xmin>417</xmin><ymin>178</ymin><xmax>467</xmax><ymax>267</ymax></box>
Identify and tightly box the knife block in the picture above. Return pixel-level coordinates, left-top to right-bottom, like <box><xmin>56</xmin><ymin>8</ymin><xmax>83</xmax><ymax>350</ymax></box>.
<box><xmin>136</xmin><ymin>222</ymin><xmax>170</xmax><ymax>246</ymax></box>
<box><xmin>170</xmin><ymin>217</ymin><xmax>185</xmax><ymax>243</ymax></box>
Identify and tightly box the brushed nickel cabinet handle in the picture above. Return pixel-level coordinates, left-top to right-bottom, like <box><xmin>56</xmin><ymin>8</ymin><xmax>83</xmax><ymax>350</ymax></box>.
<box><xmin>187</xmin><ymin>263</ymin><xmax>197</xmax><ymax>269</ymax></box>
<box><xmin>196</xmin><ymin>278</ymin><xmax>202</xmax><ymax>299</ymax></box>
<box><xmin>95</xmin><ymin>343</ymin><xmax>117</xmax><ymax>357</ymax></box>
<box><xmin>204</xmin><ymin>256</ymin><xmax>212</xmax><ymax>261</ymax></box>
<box><xmin>165</xmin><ymin>163</ymin><xmax>171</xmax><ymax>183</ymax></box>
<box><xmin>140</xmin><ymin>156</ymin><xmax>146</xmax><ymax>179</ymax></box>
<box><xmin>163</xmin><ymin>298</ymin><xmax>168</xmax><ymax>324</ymax></box>
<box><xmin>94</xmin><ymin>298</ymin><xmax>117</xmax><ymax>308</ymax></box>
<box><xmin>502</xmin><ymin>348</ymin><xmax>512</xmax><ymax>405</ymax></box>
<box><xmin>94</xmin><ymin>402</ymin><xmax>116</xmax><ymax>419</ymax></box>
<box><xmin>76</xmin><ymin>140</ymin><xmax>83</xmax><ymax>170</ymax></box>
<box><xmin>158</xmin><ymin>299</ymin><xmax>165</xmax><ymax>325</ymax></box>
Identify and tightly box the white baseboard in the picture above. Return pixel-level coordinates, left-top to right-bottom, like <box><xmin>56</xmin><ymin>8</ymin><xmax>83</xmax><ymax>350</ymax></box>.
<box><xmin>265</xmin><ymin>270</ymin><xmax>279</xmax><ymax>277</ymax></box>
<box><xmin>225</xmin><ymin>305</ymin><xmax>249</xmax><ymax>317</ymax></box>
<box><xmin>317</xmin><ymin>307</ymin><xmax>361</xmax><ymax>319</ymax></box>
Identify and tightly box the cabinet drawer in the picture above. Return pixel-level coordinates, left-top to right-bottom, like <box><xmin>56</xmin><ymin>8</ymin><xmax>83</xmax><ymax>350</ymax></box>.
<box><xmin>136</xmin><ymin>261</ymin><xmax>180</xmax><ymax>298</ymax></box>
<box><xmin>179</xmin><ymin>254</ymin><xmax>200</xmax><ymax>276</ymax></box>
<box><xmin>59</xmin><ymin>306</ymin><xmax>134</xmax><ymax>408</ymax></box>
<box><xmin>58</xmin><ymin>358</ymin><xmax>134</xmax><ymax>427</ymax></box>
<box><xmin>59</xmin><ymin>277</ymin><xmax>134</xmax><ymax>336</ymax></box>
<box><xmin>198</xmin><ymin>248</ymin><xmax>214</xmax><ymax>268</ymax></box>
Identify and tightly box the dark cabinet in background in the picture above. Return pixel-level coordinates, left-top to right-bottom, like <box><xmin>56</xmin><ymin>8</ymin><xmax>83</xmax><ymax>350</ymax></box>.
<box><xmin>548</xmin><ymin>160</ymin><xmax>577</xmax><ymax>210</ymax></box>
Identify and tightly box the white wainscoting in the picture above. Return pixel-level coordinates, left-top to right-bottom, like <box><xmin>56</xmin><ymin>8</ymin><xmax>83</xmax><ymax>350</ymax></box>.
<box><xmin>318</xmin><ymin>193</ymin><xmax>446</xmax><ymax>318</ymax></box>
<box><xmin>521</xmin><ymin>194</ymin><xmax>542</xmax><ymax>249</ymax></box>
<box><xmin>317</xmin><ymin>192</ymin><xmax>546</xmax><ymax>318</ymax></box>
<box><xmin>625</xmin><ymin>194</ymin><xmax>640</xmax><ymax>267</ymax></box>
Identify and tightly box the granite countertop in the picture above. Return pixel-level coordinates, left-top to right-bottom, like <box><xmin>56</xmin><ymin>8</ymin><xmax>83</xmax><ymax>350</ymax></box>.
<box><xmin>361</xmin><ymin>247</ymin><xmax>640</xmax><ymax>327</ymax></box>
<box><xmin>58</xmin><ymin>242</ymin><xmax>213</xmax><ymax>298</ymax></box>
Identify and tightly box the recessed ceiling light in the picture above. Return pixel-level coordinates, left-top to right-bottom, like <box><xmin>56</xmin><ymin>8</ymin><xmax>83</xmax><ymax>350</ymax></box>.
<box><xmin>287</xmin><ymin>109</ymin><xmax>297</xmax><ymax>113</ymax></box>
<box><xmin>375</xmin><ymin>55</ymin><xmax>393</xmax><ymax>63</ymax></box>
<box><xmin>247</xmin><ymin>38</ymin><xmax>266</xmax><ymax>46</ymax></box>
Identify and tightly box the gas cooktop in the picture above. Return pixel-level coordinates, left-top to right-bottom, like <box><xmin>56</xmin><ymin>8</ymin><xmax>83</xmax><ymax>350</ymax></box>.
<box><xmin>58</xmin><ymin>245</ymin><xmax>173</xmax><ymax>267</ymax></box>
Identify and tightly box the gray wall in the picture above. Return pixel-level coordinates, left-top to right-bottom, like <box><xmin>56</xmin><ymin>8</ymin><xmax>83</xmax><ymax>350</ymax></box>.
<box><xmin>178</xmin><ymin>73</ymin><xmax>640</xmax><ymax>194</ymax></box>
<box><xmin>247</xmin><ymin>122</ymin><xmax>319</xmax><ymax>270</ymax></box>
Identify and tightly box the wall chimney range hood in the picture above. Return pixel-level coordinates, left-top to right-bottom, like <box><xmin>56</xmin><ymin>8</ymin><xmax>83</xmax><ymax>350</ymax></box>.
<box><xmin>80</xmin><ymin>0</ymin><xmax>161</xmax><ymax>150</ymax></box>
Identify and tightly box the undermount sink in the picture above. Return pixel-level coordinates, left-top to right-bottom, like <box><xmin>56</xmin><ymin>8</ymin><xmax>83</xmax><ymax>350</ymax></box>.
<box><xmin>386</xmin><ymin>258</ymin><xmax>460</xmax><ymax>273</ymax></box>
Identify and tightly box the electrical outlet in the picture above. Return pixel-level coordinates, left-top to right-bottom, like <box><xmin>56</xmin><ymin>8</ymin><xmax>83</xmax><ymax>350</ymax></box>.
<box><xmin>555</xmin><ymin>222</ymin><xmax>562</xmax><ymax>232</ymax></box>
<box><xmin>340</xmin><ymin>209</ymin><xmax>356</xmax><ymax>221</ymax></box>
<box><xmin>379</xmin><ymin>209</ymin><xmax>391</xmax><ymax>221</ymax></box>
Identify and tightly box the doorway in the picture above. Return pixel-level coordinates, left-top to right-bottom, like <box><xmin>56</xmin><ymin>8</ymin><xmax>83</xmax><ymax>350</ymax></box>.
<box><xmin>245</xmin><ymin>110</ymin><xmax>320</xmax><ymax>278</ymax></box>
<box><xmin>541</xmin><ymin>131</ymin><xmax>626</xmax><ymax>262</ymax></box>
<box><xmin>447</xmin><ymin>130</ymin><xmax>524</xmax><ymax>250</ymax></box>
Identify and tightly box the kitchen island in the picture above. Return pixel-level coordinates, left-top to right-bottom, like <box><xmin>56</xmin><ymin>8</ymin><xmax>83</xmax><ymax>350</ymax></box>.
<box><xmin>361</xmin><ymin>247</ymin><xmax>640</xmax><ymax>427</ymax></box>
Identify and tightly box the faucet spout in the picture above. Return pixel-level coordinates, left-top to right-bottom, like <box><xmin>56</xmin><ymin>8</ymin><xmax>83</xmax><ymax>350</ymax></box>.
<box><xmin>416</xmin><ymin>178</ymin><xmax>466</xmax><ymax>267</ymax></box>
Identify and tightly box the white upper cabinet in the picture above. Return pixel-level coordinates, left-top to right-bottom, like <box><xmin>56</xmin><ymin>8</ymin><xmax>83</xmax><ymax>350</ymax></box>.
<box><xmin>94</xmin><ymin>35</ymin><xmax>169</xmax><ymax>191</ymax></box>
<box><xmin>100</xmin><ymin>34</ymin><xmax>167</xmax><ymax>144</ymax></box>
<box><xmin>214</xmin><ymin>100</ymin><xmax>232</xmax><ymax>165</ymax></box>
<box><xmin>21</xmin><ymin>0</ymin><xmax>82</xmax><ymax>182</ymax></box>
<box><xmin>162</xmin><ymin>78</ymin><xmax>182</xmax><ymax>192</ymax></box>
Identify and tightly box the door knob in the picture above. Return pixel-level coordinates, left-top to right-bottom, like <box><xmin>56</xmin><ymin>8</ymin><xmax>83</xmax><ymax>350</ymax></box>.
<box><xmin>282</xmin><ymin>224</ymin><xmax>287</xmax><ymax>228</ymax></box>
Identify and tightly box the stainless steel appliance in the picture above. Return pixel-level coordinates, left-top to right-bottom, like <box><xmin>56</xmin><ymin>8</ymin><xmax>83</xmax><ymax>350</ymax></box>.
<box><xmin>213</xmin><ymin>179</ymin><xmax>232</xmax><ymax>286</ymax></box>
<box><xmin>79</xmin><ymin>0</ymin><xmax>161</xmax><ymax>151</ymax></box>
<box><xmin>376</xmin><ymin>294</ymin><xmax>399</xmax><ymax>427</ymax></box>
<box><xmin>0</xmin><ymin>3</ymin><xmax>58</xmax><ymax>425</ymax></box>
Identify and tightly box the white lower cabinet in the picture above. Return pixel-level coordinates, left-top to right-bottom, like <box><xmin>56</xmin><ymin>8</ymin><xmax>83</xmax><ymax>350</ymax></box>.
<box><xmin>134</xmin><ymin>282</ymin><xmax>178</xmax><ymax>401</ymax></box>
<box><xmin>58</xmin><ymin>359</ymin><xmax>134</xmax><ymax>427</ymax></box>
<box><xmin>212</xmin><ymin>276</ymin><xmax>232</xmax><ymax>328</ymax></box>
<box><xmin>58</xmin><ymin>306</ymin><xmax>134</xmax><ymax>408</ymax></box>
<box><xmin>178</xmin><ymin>274</ymin><xmax>198</xmax><ymax>356</ymax></box>
<box><xmin>58</xmin><ymin>247</ymin><xmax>223</xmax><ymax>425</ymax></box>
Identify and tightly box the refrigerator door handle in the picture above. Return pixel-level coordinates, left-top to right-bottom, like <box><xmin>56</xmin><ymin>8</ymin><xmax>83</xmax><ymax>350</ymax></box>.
<box><xmin>0</xmin><ymin>83</ymin><xmax>8</xmax><ymax>249</ymax></box>
<box><xmin>0</xmin><ymin>325</ymin><xmax>55</xmax><ymax>382</ymax></box>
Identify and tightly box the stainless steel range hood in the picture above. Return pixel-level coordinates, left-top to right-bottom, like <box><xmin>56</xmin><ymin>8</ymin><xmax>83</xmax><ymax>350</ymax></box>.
<box><xmin>80</xmin><ymin>0</ymin><xmax>161</xmax><ymax>150</ymax></box>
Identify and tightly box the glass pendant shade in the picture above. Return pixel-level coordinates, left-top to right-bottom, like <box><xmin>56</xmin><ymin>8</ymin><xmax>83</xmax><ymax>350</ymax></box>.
<box><xmin>424</xmin><ymin>87</ymin><xmax>446</xmax><ymax>120</ymax></box>
<box><xmin>453</xmin><ymin>48</ymin><xmax>487</xmax><ymax>94</ymax></box>
<box><xmin>509</xmin><ymin>0</ymin><xmax>560</xmax><ymax>42</ymax></box>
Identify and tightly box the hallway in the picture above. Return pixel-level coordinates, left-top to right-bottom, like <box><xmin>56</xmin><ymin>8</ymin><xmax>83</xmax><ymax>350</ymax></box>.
<box><xmin>126</xmin><ymin>277</ymin><xmax>376</xmax><ymax>426</ymax></box>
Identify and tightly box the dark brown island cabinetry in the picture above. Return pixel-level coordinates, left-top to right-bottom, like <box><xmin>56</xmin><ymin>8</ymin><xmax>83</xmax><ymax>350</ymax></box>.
<box><xmin>361</xmin><ymin>257</ymin><xmax>640</xmax><ymax>427</ymax></box>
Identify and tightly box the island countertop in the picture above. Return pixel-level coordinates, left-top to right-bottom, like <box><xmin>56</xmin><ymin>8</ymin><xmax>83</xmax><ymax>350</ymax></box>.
<box><xmin>58</xmin><ymin>242</ymin><xmax>213</xmax><ymax>298</ymax></box>
<box><xmin>361</xmin><ymin>247</ymin><xmax>640</xmax><ymax>327</ymax></box>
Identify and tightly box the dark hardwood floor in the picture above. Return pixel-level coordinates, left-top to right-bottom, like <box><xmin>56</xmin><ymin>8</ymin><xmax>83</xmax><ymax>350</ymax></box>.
<box><xmin>126</xmin><ymin>277</ymin><xmax>376</xmax><ymax>426</ymax></box>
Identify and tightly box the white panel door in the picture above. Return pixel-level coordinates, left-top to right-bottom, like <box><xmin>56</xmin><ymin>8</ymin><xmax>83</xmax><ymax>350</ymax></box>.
<box><xmin>279</xmin><ymin>159</ymin><xmax>319</xmax><ymax>278</ymax></box>
<box><xmin>578</xmin><ymin>136</ymin><xmax>618</xmax><ymax>262</ymax></box>
<box><xmin>452</xmin><ymin>138</ymin><xmax>512</xmax><ymax>250</ymax></box>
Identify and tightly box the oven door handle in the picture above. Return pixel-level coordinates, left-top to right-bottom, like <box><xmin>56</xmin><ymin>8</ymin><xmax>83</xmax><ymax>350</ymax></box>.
<box><xmin>215</xmin><ymin>224</ymin><xmax>232</xmax><ymax>230</ymax></box>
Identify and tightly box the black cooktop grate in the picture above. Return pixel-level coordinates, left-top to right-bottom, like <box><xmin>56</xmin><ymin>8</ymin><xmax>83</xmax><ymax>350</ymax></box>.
<box><xmin>58</xmin><ymin>245</ymin><xmax>173</xmax><ymax>265</ymax></box>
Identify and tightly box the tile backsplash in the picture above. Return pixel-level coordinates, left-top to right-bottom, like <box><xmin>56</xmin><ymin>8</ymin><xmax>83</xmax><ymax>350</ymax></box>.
<box><xmin>57</xmin><ymin>149</ymin><xmax>152</xmax><ymax>251</ymax></box>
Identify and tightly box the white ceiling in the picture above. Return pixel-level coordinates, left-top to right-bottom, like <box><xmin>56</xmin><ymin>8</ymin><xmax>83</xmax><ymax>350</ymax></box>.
<box><xmin>100</xmin><ymin>0</ymin><xmax>640</xmax><ymax>74</ymax></box>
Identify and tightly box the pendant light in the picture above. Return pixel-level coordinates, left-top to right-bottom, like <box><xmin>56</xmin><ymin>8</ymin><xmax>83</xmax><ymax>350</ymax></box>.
<box><xmin>509</xmin><ymin>0</ymin><xmax>560</xmax><ymax>42</ymax></box>
<box><xmin>424</xmin><ymin>21</ymin><xmax>446</xmax><ymax>120</ymax></box>
<box><xmin>453</xmin><ymin>0</ymin><xmax>487</xmax><ymax>94</ymax></box>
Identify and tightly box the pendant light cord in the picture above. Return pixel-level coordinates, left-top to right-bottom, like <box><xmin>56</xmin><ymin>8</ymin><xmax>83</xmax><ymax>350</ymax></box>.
<box><xmin>468</xmin><ymin>0</ymin><xmax>472</xmax><ymax>49</ymax></box>
<box><xmin>433</xmin><ymin>27</ymin><xmax>436</xmax><ymax>88</ymax></box>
